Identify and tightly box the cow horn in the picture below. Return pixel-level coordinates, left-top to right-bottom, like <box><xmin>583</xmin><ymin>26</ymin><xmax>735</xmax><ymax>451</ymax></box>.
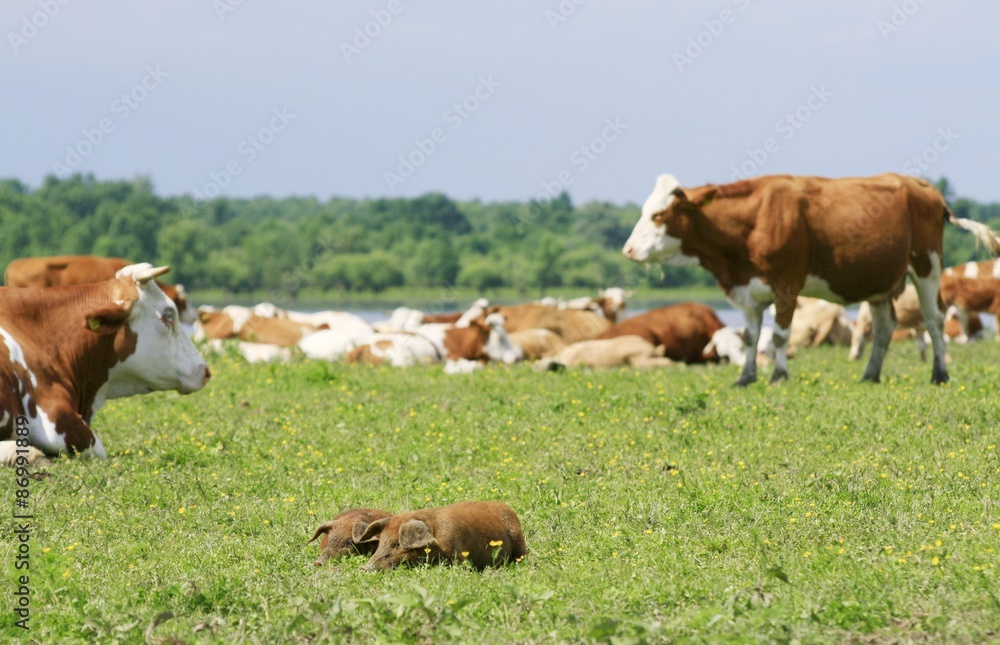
<box><xmin>115</xmin><ymin>263</ymin><xmax>172</xmax><ymax>284</ymax></box>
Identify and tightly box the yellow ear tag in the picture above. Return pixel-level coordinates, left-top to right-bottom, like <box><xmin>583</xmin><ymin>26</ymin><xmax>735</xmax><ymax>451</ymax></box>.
<box><xmin>88</xmin><ymin>318</ymin><xmax>100</xmax><ymax>331</ymax></box>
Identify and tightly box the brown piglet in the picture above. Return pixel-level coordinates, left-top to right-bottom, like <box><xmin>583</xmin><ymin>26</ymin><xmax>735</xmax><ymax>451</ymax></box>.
<box><xmin>308</xmin><ymin>508</ymin><xmax>393</xmax><ymax>566</ymax></box>
<box><xmin>355</xmin><ymin>501</ymin><xmax>527</xmax><ymax>571</ymax></box>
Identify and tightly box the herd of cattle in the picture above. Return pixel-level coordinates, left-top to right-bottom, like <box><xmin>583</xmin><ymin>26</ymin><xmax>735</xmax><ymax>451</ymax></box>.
<box><xmin>3</xmin><ymin>172</ymin><xmax>1000</xmax><ymax>466</ymax></box>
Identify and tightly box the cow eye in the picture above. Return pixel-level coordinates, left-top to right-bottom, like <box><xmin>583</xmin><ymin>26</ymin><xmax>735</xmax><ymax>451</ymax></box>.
<box><xmin>160</xmin><ymin>309</ymin><xmax>176</xmax><ymax>328</ymax></box>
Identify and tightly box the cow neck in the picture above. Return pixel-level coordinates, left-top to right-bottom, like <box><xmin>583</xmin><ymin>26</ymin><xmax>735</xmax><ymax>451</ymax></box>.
<box><xmin>0</xmin><ymin>283</ymin><xmax>139</xmax><ymax>422</ymax></box>
<box><xmin>674</xmin><ymin>186</ymin><xmax>758</xmax><ymax>293</ymax></box>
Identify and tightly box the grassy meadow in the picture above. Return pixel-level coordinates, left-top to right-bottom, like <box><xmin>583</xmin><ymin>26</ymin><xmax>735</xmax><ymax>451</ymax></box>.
<box><xmin>3</xmin><ymin>341</ymin><xmax>1000</xmax><ymax>643</ymax></box>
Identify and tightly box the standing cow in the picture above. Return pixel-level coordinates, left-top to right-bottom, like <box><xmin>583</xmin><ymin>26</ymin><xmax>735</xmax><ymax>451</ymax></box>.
<box><xmin>623</xmin><ymin>173</ymin><xmax>1000</xmax><ymax>385</ymax></box>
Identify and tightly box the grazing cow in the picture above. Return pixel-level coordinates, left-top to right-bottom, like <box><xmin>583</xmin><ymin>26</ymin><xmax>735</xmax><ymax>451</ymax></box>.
<box><xmin>596</xmin><ymin>303</ymin><xmax>724</xmax><ymax>364</ymax></box>
<box><xmin>494</xmin><ymin>304</ymin><xmax>610</xmax><ymax>343</ymax></box>
<box><xmin>623</xmin><ymin>173</ymin><xmax>1000</xmax><ymax>385</ymax></box>
<box><xmin>4</xmin><ymin>255</ymin><xmax>195</xmax><ymax>325</ymax></box>
<box><xmin>0</xmin><ymin>264</ymin><xmax>210</xmax><ymax>462</ymax></box>
<box><xmin>195</xmin><ymin>308</ymin><xmax>324</xmax><ymax>347</ymax></box>
<box><xmin>787</xmin><ymin>297</ymin><xmax>852</xmax><ymax>349</ymax></box>
<box><xmin>940</xmin><ymin>259</ymin><xmax>1000</xmax><ymax>341</ymax></box>
<box><xmin>538</xmin><ymin>335</ymin><xmax>675</xmax><ymax>370</ymax></box>
<box><xmin>309</xmin><ymin>508</ymin><xmax>393</xmax><ymax>566</ymax></box>
<box><xmin>356</xmin><ymin>501</ymin><xmax>527</xmax><ymax>571</ymax></box>
<box><xmin>508</xmin><ymin>328</ymin><xmax>569</xmax><ymax>360</ymax></box>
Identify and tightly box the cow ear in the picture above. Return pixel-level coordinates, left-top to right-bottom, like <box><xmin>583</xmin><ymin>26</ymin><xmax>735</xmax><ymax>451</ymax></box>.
<box><xmin>308</xmin><ymin>522</ymin><xmax>335</xmax><ymax>544</ymax></box>
<box><xmin>398</xmin><ymin>519</ymin><xmax>438</xmax><ymax>551</ymax></box>
<box><xmin>84</xmin><ymin>302</ymin><xmax>134</xmax><ymax>335</ymax></box>
<box><xmin>354</xmin><ymin>517</ymin><xmax>390</xmax><ymax>543</ymax></box>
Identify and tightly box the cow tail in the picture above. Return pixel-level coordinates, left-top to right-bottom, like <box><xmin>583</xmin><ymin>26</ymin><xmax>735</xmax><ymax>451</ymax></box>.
<box><xmin>946</xmin><ymin>206</ymin><xmax>1000</xmax><ymax>255</ymax></box>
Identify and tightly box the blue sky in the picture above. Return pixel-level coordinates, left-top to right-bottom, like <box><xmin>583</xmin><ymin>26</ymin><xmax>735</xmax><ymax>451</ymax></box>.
<box><xmin>3</xmin><ymin>1</ymin><xmax>998</xmax><ymax>205</ymax></box>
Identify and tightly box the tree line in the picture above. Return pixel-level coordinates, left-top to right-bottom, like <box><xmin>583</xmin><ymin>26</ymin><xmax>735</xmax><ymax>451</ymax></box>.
<box><xmin>1</xmin><ymin>174</ymin><xmax>997</xmax><ymax>297</ymax></box>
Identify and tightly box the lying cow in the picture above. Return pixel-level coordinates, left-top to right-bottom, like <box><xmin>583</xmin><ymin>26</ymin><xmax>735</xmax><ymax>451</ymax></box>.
<box><xmin>0</xmin><ymin>264</ymin><xmax>210</xmax><ymax>462</ymax></box>
<box><xmin>495</xmin><ymin>304</ymin><xmax>610</xmax><ymax>343</ymax></box>
<box><xmin>355</xmin><ymin>501</ymin><xmax>527</xmax><ymax>571</ymax></box>
<box><xmin>309</xmin><ymin>508</ymin><xmax>393</xmax><ymax>566</ymax></box>
<box><xmin>4</xmin><ymin>254</ymin><xmax>195</xmax><ymax>325</ymax></box>
<box><xmin>508</xmin><ymin>328</ymin><xmax>569</xmax><ymax>360</ymax></box>
<box><xmin>596</xmin><ymin>302</ymin><xmax>723</xmax><ymax>364</ymax></box>
<box><xmin>703</xmin><ymin>326</ymin><xmax>777</xmax><ymax>366</ymax></box>
<box><xmin>787</xmin><ymin>297</ymin><xmax>852</xmax><ymax>349</ymax></box>
<box><xmin>538</xmin><ymin>335</ymin><xmax>675</xmax><ymax>370</ymax></box>
<box><xmin>442</xmin><ymin>313</ymin><xmax>523</xmax><ymax>372</ymax></box>
<box><xmin>346</xmin><ymin>332</ymin><xmax>441</xmax><ymax>367</ymax></box>
<box><xmin>196</xmin><ymin>308</ymin><xmax>325</xmax><ymax>347</ymax></box>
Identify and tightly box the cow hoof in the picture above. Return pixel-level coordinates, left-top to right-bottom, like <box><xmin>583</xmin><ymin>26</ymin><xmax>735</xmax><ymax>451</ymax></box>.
<box><xmin>769</xmin><ymin>369</ymin><xmax>789</xmax><ymax>384</ymax></box>
<box><xmin>860</xmin><ymin>374</ymin><xmax>881</xmax><ymax>384</ymax></box>
<box><xmin>733</xmin><ymin>375</ymin><xmax>757</xmax><ymax>388</ymax></box>
<box><xmin>931</xmin><ymin>371</ymin><xmax>950</xmax><ymax>385</ymax></box>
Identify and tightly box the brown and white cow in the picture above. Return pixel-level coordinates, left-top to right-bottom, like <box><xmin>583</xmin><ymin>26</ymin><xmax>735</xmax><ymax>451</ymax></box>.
<box><xmin>596</xmin><ymin>302</ymin><xmax>724</xmax><ymax>364</ymax></box>
<box><xmin>195</xmin><ymin>307</ymin><xmax>325</xmax><ymax>347</ymax></box>
<box><xmin>623</xmin><ymin>173</ymin><xmax>1000</xmax><ymax>385</ymax></box>
<box><xmin>493</xmin><ymin>304</ymin><xmax>610</xmax><ymax>344</ymax></box>
<box><xmin>850</xmin><ymin>285</ymin><xmax>930</xmax><ymax>361</ymax></box>
<box><xmin>940</xmin><ymin>259</ymin><xmax>1000</xmax><ymax>341</ymax></box>
<box><xmin>508</xmin><ymin>328</ymin><xmax>569</xmax><ymax>360</ymax></box>
<box><xmin>0</xmin><ymin>264</ymin><xmax>210</xmax><ymax>461</ymax></box>
<box><xmin>5</xmin><ymin>255</ymin><xmax>195</xmax><ymax>325</ymax></box>
<box><xmin>787</xmin><ymin>297</ymin><xmax>852</xmax><ymax>349</ymax></box>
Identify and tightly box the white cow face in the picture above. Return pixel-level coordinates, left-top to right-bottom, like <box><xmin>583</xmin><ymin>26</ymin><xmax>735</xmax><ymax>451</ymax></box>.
<box><xmin>623</xmin><ymin>174</ymin><xmax>699</xmax><ymax>266</ymax></box>
<box><xmin>103</xmin><ymin>264</ymin><xmax>210</xmax><ymax>398</ymax></box>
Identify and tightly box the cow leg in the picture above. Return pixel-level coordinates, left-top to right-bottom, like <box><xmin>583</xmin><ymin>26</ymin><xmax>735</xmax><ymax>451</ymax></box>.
<box><xmin>911</xmin><ymin>272</ymin><xmax>949</xmax><ymax>384</ymax></box>
<box><xmin>769</xmin><ymin>295</ymin><xmax>797</xmax><ymax>384</ymax></box>
<box><xmin>861</xmin><ymin>300</ymin><xmax>895</xmax><ymax>383</ymax></box>
<box><xmin>735</xmin><ymin>306</ymin><xmax>765</xmax><ymax>387</ymax></box>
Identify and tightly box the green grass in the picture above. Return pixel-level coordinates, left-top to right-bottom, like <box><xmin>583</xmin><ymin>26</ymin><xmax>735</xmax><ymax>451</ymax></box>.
<box><xmin>3</xmin><ymin>343</ymin><xmax>1000</xmax><ymax>643</ymax></box>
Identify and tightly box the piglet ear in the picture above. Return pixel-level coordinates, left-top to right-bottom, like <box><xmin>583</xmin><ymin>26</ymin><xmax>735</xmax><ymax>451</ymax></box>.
<box><xmin>398</xmin><ymin>519</ymin><xmax>438</xmax><ymax>550</ymax></box>
<box><xmin>84</xmin><ymin>302</ymin><xmax>134</xmax><ymax>335</ymax></box>
<box><xmin>354</xmin><ymin>517</ymin><xmax>390</xmax><ymax>543</ymax></box>
<box><xmin>308</xmin><ymin>522</ymin><xmax>334</xmax><ymax>544</ymax></box>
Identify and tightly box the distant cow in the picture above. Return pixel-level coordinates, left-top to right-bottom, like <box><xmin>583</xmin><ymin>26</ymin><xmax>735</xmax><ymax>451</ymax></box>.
<box><xmin>0</xmin><ymin>264</ymin><xmax>210</xmax><ymax>461</ymax></box>
<box><xmin>539</xmin><ymin>335</ymin><xmax>675</xmax><ymax>370</ymax></box>
<box><xmin>4</xmin><ymin>255</ymin><xmax>195</xmax><ymax>325</ymax></box>
<box><xmin>309</xmin><ymin>508</ymin><xmax>393</xmax><ymax>566</ymax></box>
<box><xmin>508</xmin><ymin>328</ymin><xmax>569</xmax><ymax>360</ymax></box>
<box><xmin>196</xmin><ymin>308</ymin><xmax>325</xmax><ymax>347</ymax></box>
<box><xmin>940</xmin><ymin>259</ymin><xmax>1000</xmax><ymax>341</ymax></box>
<box><xmin>356</xmin><ymin>501</ymin><xmax>527</xmax><ymax>571</ymax></box>
<box><xmin>850</xmin><ymin>285</ymin><xmax>930</xmax><ymax>361</ymax></box>
<box><xmin>704</xmin><ymin>326</ymin><xmax>777</xmax><ymax>366</ymax></box>
<box><xmin>596</xmin><ymin>302</ymin><xmax>723</xmax><ymax>364</ymax></box>
<box><xmin>788</xmin><ymin>297</ymin><xmax>852</xmax><ymax>349</ymax></box>
<box><xmin>624</xmin><ymin>173</ymin><xmax>1000</xmax><ymax>384</ymax></box>
<box><xmin>346</xmin><ymin>332</ymin><xmax>442</xmax><ymax>367</ymax></box>
<box><xmin>494</xmin><ymin>304</ymin><xmax>610</xmax><ymax>343</ymax></box>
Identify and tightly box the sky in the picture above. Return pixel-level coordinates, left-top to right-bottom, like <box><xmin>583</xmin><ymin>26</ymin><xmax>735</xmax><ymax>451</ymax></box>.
<box><xmin>2</xmin><ymin>1</ymin><xmax>998</xmax><ymax>206</ymax></box>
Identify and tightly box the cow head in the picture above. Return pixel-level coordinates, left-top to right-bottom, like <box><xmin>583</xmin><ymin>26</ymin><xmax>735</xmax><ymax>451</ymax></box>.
<box><xmin>623</xmin><ymin>174</ymin><xmax>700</xmax><ymax>266</ymax></box>
<box><xmin>99</xmin><ymin>264</ymin><xmax>210</xmax><ymax>398</ymax></box>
